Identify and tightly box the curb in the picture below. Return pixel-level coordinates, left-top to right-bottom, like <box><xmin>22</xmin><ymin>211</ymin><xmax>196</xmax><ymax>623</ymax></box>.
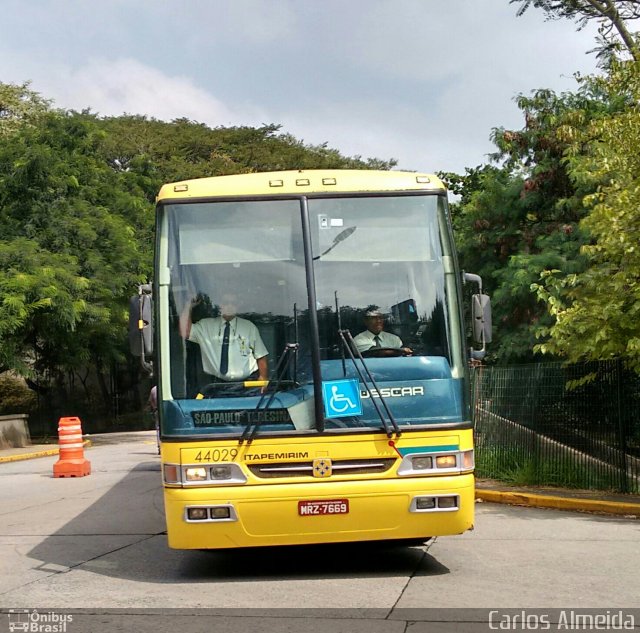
<box><xmin>476</xmin><ymin>489</ymin><xmax>640</xmax><ymax>517</ymax></box>
<box><xmin>0</xmin><ymin>439</ymin><xmax>93</xmax><ymax>464</ymax></box>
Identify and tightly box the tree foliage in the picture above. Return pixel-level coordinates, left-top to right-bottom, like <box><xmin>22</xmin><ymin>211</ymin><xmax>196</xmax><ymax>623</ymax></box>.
<box><xmin>441</xmin><ymin>83</ymin><xmax>604</xmax><ymax>363</ymax></box>
<box><xmin>0</xmin><ymin>82</ymin><xmax>51</xmax><ymax>138</ymax></box>
<box><xmin>511</xmin><ymin>0</ymin><xmax>640</xmax><ymax>62</ymax></box>
<box><xmin>446</xmin><ymin>45</ymin><xmax>640</xmax><ymax>372</ymax></box>
<box><xmin>533</xmin><ymin>60</ymin><xmax>640</xmax><ymax>370</ymax></box>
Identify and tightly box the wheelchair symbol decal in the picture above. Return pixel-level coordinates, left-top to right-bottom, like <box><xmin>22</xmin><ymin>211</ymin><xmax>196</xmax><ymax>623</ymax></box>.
<box><xmin>322</xmin><ymin>379</ymin><xmax>362</xmax><ymax>418</ymax></box>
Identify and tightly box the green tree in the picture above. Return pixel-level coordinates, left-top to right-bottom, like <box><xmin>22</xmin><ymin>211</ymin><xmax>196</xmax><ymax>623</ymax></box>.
<box><xmin>0</xmin><ymin>110</ymin><xmax>151</xmax><ymax>410</ymax></box>
<box><xmin>533</xmin><ymin>60</ymin><xmax>640</xmax><ymax>371</ymax></box>
<box><xmin>97</xmin><ymin>116</ymin><xmax>396</xmax><ymax>204</ymax></box>
<box><xmin>0</xmin><ymin>81</ymin><xmax>51</xmax><ymax>138</ymax></box>
<box><xmin>441</xmin><ymin>84</ymin><xmax>605</xmax><ymax>362</ymax></box>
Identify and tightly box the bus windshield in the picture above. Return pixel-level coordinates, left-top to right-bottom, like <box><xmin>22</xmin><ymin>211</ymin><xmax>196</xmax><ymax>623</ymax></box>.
<box><xmin>160</xmin><ymin>193</ymin><xmax>464</xmax><ymax>438</ymax></box>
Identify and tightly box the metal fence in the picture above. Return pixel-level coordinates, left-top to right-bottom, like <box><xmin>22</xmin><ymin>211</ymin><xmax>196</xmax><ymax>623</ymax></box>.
<box><xmin>25</xmin><ymin>360</ymin><xmax>151</xmax><ymax>439</ymax></box>
<box><xmin>472</xmin><ymin>360</ymin><xmax>640</xmax><ymax>494</ymax></box>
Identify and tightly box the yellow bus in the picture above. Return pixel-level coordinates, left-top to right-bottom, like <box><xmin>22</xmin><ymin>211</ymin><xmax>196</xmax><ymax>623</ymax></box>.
<box><xmin>131</xmin><ymin>170</ymin><xmax>490</xmax><ymax>549</ymax></box>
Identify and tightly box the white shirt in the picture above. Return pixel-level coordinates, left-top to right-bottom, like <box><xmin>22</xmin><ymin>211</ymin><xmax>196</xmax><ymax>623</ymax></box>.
<box><xmin>352</xmin><ymin>329</ymin><xmax>403</xmax><ymax>354</ymax></box>
<box><xmin>188</xmin><ymin>316</ymin><xmax>268</xmax><ymax>380</ymax></box>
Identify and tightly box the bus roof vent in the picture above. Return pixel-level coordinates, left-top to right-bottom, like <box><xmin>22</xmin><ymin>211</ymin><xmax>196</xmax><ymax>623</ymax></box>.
<box><xmin>174</xmin><ymin>184</ymin><xmax>189</xmax><ymax>192</ymax></box>
<box><xmin>416</xmin><ymin>176</ymin><xmax>430</xmax><ymax>184</ymax></box>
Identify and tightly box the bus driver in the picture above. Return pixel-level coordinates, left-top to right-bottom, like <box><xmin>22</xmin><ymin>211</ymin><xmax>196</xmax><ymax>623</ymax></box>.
<box><xmin>179</xmin><ymin>293</ymin><xmax>269</xmax><ymax>386</ymax></box>
<box><xmin>352</xmin><ymin>308</ymin><xmax>413</xmax><ymax>356</ymax></box>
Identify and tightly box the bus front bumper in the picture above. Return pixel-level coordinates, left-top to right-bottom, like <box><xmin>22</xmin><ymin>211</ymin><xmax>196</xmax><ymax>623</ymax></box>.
<box><xmin>163</xmin><ymin>474</ymin><xmax>475</xmax><ymax>549</ymax></box>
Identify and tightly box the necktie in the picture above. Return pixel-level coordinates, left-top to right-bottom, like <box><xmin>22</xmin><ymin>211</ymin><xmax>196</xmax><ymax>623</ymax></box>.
<box><xmin>220</xmin><ymin>321</ymin><xmax>230</xmax><ymax>375</ymax></box>
<box><xmin>373</xmin><ymin>335</ymin><xmax>381</xmax><ymax>348</ymax></box>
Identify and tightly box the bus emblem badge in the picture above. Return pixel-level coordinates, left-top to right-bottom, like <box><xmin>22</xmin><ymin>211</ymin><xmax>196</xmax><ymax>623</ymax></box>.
<box><xmin>313</xmin><ymin>458</ymin><xmax>332</xmax><ymax>478</ymax></box>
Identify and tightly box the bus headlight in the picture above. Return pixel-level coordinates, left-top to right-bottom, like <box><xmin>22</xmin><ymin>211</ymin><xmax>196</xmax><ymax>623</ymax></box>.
<box><xmin>187</xmin><ymin>507</ymin><xmax>208</xmax><ymax>520</ymax></box>
<box><xmin>410</xmin><ymin>494</ymin><xmax>460</xmax><ymax>513</ymax></box>
<box><xmin>210</xmin><ymin>507</ymin><xmax>231</xmax><ymax>519</ymax></box>
<box><xmin>179</xmin><ymin>463</ymin><xmax>247</xmax><ymax>486</ymax></box>
<box><xmin>211</xmin><ymin>465</ymin><xmax>232</xmax><ymax>480</ymax></box>
<box><xmin>185</xmin><ymin>467</ymin><xmax>208</xmax><ymax>481</ymax></box>
<box><xmin>412</xmin><ymin>456</ymin><xmax>433</xmax><ymax>470</ymax></box>
<box><xmin>415</xmin><ymin>497</ymin><xmax>436</xmax><ymax>510</ymax></box>
<box><xmin>397</xmin><ymin>450</ymin><xmax>474</xmax><ymax>476</ymax></box>
<box><xmin>438</xmin><ymin>496</ymin><xmax>458</xmax><ymax>509</ymax></box>
<box><xmin>435</xmin><ymin>455</ymin><xmax>457</xmax><ymax>469</ymax></box>
<box><xmin>184</xmin><ymin>504</ymin><xmax>237</xmax><ymax>522</ymax></box>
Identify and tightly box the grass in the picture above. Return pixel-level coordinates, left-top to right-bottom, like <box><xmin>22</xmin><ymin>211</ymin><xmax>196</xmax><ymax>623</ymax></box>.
<box><xmin>475</xmin><ymin>445</ymin><xmax>637</xmax><ymax>493</ymax></box>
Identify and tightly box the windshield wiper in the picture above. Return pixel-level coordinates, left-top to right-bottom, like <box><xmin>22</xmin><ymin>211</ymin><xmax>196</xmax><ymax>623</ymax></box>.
<box><xmin>239</xmin><ymin>343</ymin><xmax>299</xmax><ymax>444</ymax></box>
<box><xmin>312</xmin><ymin>226</ymin><xmax>356</xmax><ymax>261</ymax></box>
<box><xmin>338</xmin><ymin>330</ymin><xmax>401</xmax><ymax>438</ymax></box>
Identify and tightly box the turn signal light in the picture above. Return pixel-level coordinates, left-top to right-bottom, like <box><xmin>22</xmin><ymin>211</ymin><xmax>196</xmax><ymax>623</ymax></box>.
<box><xmin>163</xmin><ymin>464</ymin><xmax>180</xmax><ymax>484</ymax></box>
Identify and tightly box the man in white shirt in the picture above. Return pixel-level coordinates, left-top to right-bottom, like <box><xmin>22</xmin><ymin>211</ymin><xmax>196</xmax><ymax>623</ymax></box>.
<box><xmin>352</xmin><ymin>309</ymin><xmax>413</xmax><ymax>356</ymax></box>
<box><xmin>180</xmin><ymin>293</ymin><xmax>268</xmax><ymax>384</ymax></box>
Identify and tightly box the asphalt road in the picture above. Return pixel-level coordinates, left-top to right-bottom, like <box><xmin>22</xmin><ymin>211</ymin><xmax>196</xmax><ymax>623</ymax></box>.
<box><xmin>1</xmin><ymin>432</ymin><xmax>638</xmax><ymax>632</ymax></box>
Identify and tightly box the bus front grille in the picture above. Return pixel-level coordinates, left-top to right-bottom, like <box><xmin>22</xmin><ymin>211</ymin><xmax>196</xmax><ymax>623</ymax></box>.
<box><xmin>247</xmin><ymin>458</ymin><xmax>396</xmax><ymax>478</ymax></box>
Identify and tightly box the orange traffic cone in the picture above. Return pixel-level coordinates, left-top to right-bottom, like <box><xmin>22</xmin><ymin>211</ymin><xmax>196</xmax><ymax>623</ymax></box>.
<box><xmin>53</xmin><ymin>417</ymin><xmax>91</xmax><ymax>477</ymax></box>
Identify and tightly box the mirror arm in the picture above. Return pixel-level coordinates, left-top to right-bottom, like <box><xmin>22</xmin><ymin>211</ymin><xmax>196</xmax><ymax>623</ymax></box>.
<box><xmin>463</xmin><ymin>272</ymin><xmax>482</xmax><ymax>294</ymax></box>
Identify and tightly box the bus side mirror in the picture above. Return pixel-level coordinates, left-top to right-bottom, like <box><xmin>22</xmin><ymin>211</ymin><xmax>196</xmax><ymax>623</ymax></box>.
<box><xmin>129</xmin><ymin>284</ymin><xmax>153</xmax><ymax>373</ymax></box>
<box><xmin>472</xmin><ymin>293</ymin><xmax>492</xmax><ymax>345</ymax></box>
<box><xmin>463</xmin><ymin>273</ymin><xmax>491</xmax><ymax>360</ymax></box>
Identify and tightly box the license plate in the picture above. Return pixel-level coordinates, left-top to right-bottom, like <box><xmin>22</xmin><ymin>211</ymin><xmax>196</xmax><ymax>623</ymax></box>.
<box><xmin>298</xmin><ymin>499</ymin><xmax>349</xmax><ymax>516</ymax></box>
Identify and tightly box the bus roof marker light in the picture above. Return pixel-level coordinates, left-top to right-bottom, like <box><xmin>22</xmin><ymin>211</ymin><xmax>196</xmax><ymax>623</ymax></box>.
<box><xmin>173</xmin><ymin>184</ymin><xmax>189</xmax><ymax>192</ymax></box>
<box><xmin>296</xmin><ymin>178</ymin><xmax>310</xmax><ymax>186</ymax></box>
<box><xmin>269</xmin><ymin>179</ymin><xmax>284</xmax><ymax>187</ymax></box>
<box><xmin>415</xmin><ymin>176</ymin><xmax>430</xmax><ymax>184</ymax></box>
<box><xmin>322</xmin><ymin>178</ymin><xmax>337</xmax><ymax>185</ymax></box>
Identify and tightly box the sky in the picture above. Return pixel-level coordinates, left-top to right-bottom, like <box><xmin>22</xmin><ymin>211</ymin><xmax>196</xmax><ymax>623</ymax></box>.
<box><xmin>1</xmin><ymin>0</ymin><xmax>601</xmax><ymax>175</ymax></box>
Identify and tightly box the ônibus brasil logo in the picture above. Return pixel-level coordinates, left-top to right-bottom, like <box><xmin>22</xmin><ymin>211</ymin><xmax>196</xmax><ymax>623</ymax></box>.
<box><xmin>7</xmin><ymin>610</ymin><xmax>73</xmax><ymax>633</ymax></box>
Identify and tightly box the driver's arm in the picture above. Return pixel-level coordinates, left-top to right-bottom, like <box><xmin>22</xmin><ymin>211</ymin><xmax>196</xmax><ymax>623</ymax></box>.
<box><xmin>179</xmin><ymin>298</ymin><xmax>194</xmax><ymax>339</ymax></box>
<box><xmin>257</xmin><ymin>355</ymin><xmax>268</xmax><ymax>382</ymax></box>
